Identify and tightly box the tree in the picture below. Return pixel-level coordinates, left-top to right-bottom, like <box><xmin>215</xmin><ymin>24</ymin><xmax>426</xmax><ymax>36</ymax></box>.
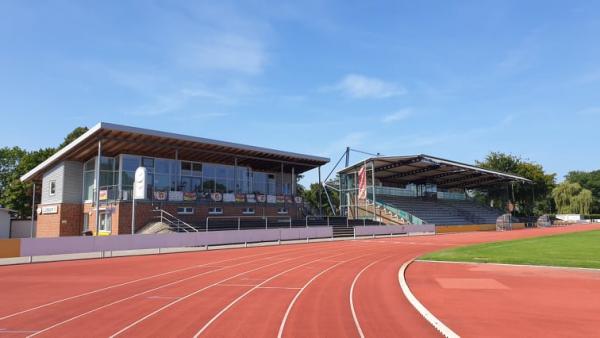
<box><xmin>58</xmin><ymin>127</ymin><xmax>89</xmax><ymax>150</ymax></box>
<box><xmin>551</xmin><ymin>182</ymin><xmax>593</xmax><ymax>214</ymax></box>
<box><xmin>564</xmin><ymin>170</ymin><xmax>600</xmax><ymax>213</ymax></box>
<box><xmin>302</xmin><ymin>183</ymin><xmax>339</xmax><ymax>216</ymax></box>
<box><xmin>0</xmin><ymin>126</ymin><xmax>88</xmax><ymax>219</ymax></box>
<box><xmin>476</xmin><ymin>152</ymin><xmax>556</xmax><ymax>216</ymax></box>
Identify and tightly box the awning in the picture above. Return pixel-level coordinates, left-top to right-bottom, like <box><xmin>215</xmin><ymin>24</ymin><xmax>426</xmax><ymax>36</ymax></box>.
<box><xmin>338</xmin><ymin>154</ymin><xmax>531</xmax><ymax>189</ymax></box>
<box><xmin>21</xmin><ymin>122</ymin><xmax>330</xmax><ymax>182</ymax></box>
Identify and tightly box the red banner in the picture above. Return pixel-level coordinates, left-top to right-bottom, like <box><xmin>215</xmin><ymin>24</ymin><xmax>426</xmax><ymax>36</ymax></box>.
<box><xmin>358</xmin><ymin>165</ymin><xmax>367</xmax><ymax>200</ymax></box>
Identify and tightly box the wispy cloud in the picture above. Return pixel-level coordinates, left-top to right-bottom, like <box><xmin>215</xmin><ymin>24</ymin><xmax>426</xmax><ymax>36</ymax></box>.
<box><xmin>129</xmin><ymin>88</ymin><xmax>230</xmax><ymax>116</ymax></box>
<box><xmin>323</xmin><ymin>74</ymin><xmax>406</xmax><ymax>99</ymax></box>
<box><xmin>576</xmin><ymin>106</ymin><xmax>600</xmax><ymax>116</ymax></box>
<box><xmin>382</xmin><ymin>108</ymin><xmax>412</xmax><ymax>123</ymax></box>
<box><xmin>176</xmin><ymin>33</ymin><xmax>266</xmax><ymax>75</ymax></box>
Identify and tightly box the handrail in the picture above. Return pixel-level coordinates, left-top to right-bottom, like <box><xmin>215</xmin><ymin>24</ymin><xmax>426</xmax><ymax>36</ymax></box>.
<box><xmin>152</xmin><ymin>209</ymin><xmax>197</xmax><ymax>232</ymax></box>
<box><xmin>374</xmin><ymin>201</ymin><xmax>426</xmax><ymax>225</ymax></box>
<box><xmin>205</xmin><ymin>215</ymin><xmax>292</xmax><ymax>231</ymax></box>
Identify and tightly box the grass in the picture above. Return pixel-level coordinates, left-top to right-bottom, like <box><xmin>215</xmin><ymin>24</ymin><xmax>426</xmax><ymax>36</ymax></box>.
<box><xmin>420</xmin><ymin>230</ymin><xmax>600</xmax><ymax>269</ymax></box>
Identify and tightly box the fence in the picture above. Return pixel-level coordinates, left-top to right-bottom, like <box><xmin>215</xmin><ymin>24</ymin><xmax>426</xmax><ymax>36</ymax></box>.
<box><xmin>353</xmin><ymin>224</ymin><xmax>435</xmax><ymax>237</ymax></box>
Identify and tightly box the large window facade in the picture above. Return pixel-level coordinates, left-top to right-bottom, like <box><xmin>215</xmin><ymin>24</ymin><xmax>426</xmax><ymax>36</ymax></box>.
<box><xmin>82</xmin><ymin>154</ymin><xmax>296</xmax><ymax>202</ymax></box>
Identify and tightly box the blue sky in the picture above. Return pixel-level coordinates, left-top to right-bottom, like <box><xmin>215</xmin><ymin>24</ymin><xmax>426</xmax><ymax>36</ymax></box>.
<box><xmin>1</xmin><ymin>1</ymin><xmax>599</xmax><ymax>185</ymax></box>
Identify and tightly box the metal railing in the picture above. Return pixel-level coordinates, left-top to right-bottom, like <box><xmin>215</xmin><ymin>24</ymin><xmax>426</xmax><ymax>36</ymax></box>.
<box><xmin>153</xmin><ymin>209</ymin><xmax>198</xmax><ymax>232</ymax></box>
<box><xmin>375</xmin><ymin>186</ymin><xmax>417</xmax><ymax>197</ymax></box>
<box><xmin>205</xmin><ymin>215</ymin><xmax>292</xmax><ymax>231</ymax></box>
<box><xmin>374</xmin><ymin>201</ymin><xmax>426</xmax><ymax>225</ymax></box>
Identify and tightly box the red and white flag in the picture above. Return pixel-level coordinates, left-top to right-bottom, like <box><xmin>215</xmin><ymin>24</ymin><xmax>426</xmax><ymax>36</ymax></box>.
<box><xmin>358</xmin><ymin>164</ymin><xmax>367</xmax><ymax>200</ymax></box>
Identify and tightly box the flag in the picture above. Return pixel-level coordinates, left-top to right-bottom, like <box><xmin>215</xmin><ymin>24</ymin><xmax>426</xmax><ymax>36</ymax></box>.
<box><xmin>358</xmin><ymin>164</ymin><xmax>367</xmax><ymax>200</ymax></box>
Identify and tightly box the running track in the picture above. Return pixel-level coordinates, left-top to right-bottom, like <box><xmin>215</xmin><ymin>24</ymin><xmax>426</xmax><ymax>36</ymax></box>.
<box><xmin>0</xmin><ymin>224</ymin><xmax>598</xmax><ymax>337</ymax></box>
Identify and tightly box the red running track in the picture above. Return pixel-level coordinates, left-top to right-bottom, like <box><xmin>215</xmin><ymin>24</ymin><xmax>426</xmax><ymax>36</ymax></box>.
<box><xmin>0</xmin><ymin>224</ymin><xmax>598</xmax><ymax>337</ymax></box>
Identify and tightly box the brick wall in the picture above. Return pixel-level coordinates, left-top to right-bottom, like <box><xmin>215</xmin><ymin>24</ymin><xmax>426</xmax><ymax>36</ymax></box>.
<box><xmin>36</xmin><ymin>203</ymin><xmax>84</xmax><ymax>237</ymax></box>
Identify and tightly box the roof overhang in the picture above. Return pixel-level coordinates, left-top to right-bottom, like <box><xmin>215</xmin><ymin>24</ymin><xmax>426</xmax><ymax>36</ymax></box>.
<box><xmin>338</xmin><ymin>154</ymin><xmax>531</xmax><ymax>189</ymax></box>
<box><xmin>21</xmin><ymin>122</ymin><xmax>330</xmax><ymax>182</ymax></box>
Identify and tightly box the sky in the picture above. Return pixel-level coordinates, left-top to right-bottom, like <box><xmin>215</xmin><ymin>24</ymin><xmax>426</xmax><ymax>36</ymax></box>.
<box><xmin>0</xmin><ymin>0</ymin><xmax>599</xmax><ymax>186</ymax></box>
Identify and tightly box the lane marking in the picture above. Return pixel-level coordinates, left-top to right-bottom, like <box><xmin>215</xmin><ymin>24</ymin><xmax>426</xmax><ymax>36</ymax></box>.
<box><xmin>193</xmin><ymin>252</ymin><xmax>349</xmax><ymax>337</ymax></box>
<box><xmin>398</xmin><ymin>259</ymin><xmax>460</xmax><ymax>338</ymax></box>
<box><xmin>0</xmin><ymin>249</ymin><xmax>287</xmax><ymax>321</ymax></box>
<box><xmin>349</xmin><ymin>256</ymin><xmax>391</xmax><ymax>338</ymax></box>
<box><xmin>146</xmin><ymin>296</ymin><xmax>181</xmax><ymax>300</ymax></box>
<box><xmin>26</xmin><ymin>249</ymin><xmax>309</xmax><ymax>338</ymax></box>
<box><xmin>277</xmin><ymin>252</ymin><xmax>375</xmax><ymax>338</ymax></box>
<box><xmin>109</xmin><ymin>250</ymin><xmax>330</xmax><ymax>338</ymax></box>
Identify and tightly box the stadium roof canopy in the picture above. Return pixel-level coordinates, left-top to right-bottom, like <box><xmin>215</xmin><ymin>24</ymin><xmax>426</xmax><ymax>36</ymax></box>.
<box><xmin>21</xmin><ymin>122</ymin><xmax>330</xmax><ymax>182</ymax></box>
<box><xmin>338</xmin><ymin>154</ymin><xmax>531</xmax><ymax>189</ymax></box>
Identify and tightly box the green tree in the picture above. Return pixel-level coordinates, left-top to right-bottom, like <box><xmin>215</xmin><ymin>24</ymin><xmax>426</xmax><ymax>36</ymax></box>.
<box><xmin>0</xmin><ymin>126</ymin><xmax>89</xmax><ymax>219</ymax></box>
<box><xmin>552</xmin><ymin>182</ymin><xmax>593</xmax><ymax>214</ymax></box>
<box><xmin>476</xmin><ymin>152</ymin><xmax>556</xmax><ymax>216</ymax></box>
<box><xmin>302</xmin><ymin>183</ymin><xmax>339</xmax><ymax>216</ymax></box>
<box><xmin>564</xmin><ymin>170</ymin><xmax>600</xmax><ymax>213</ymax></box>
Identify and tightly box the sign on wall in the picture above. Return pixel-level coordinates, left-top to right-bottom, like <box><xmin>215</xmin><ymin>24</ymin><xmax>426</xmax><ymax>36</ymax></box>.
<box><xmin>223</xmin><ymin>193</ymin><xmax>235</xmax><ymax>202</ymax></box>
<box><xmin>168</xmin><ymin>191</ymin><xmax>183</xmax><ymax>201</ymax></box>
<box><xmin>40</xmin><ymin>205</ymin><xmax>58</xmax><ymax>214</ymax></box>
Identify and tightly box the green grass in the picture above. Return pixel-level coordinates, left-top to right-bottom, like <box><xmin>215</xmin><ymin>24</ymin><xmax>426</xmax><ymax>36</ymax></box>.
<box><xmin>421</xmin><ymin>230</ymin><xmax>600</xmax><ymax>269</ymax></box>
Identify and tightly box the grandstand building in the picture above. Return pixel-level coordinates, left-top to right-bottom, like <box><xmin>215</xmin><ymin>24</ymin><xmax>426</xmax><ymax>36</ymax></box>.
<box><xmin>338</xmin><ymin>155</ymin><xmax>530</xmax><ymax>229</ymax></box>
<box><xmin>20</xmin><ymin>123</ymin><xmax>329</xmax><ymax>237</ymax></box>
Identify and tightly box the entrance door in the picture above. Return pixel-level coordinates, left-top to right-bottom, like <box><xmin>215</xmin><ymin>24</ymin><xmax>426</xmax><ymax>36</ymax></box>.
<box><xmin>98</xmin><ymin>212</ymin><xmax>112</xmax><ymax>234</ymax></box>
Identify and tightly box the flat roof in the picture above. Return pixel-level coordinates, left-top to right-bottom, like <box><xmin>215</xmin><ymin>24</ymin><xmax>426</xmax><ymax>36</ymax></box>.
<box><xmin>21</xmin><ymin>122</ymin><xmax>330</xmax><ymax>182</ymax></box>
<box><xmin>338</xmin><ymin>154</ymin><xmax>531</xmax><ymax>189</ymax></box>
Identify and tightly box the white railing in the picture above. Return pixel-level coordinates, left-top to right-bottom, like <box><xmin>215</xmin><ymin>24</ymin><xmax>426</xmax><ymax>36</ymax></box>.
<box><xmin>436</xmin><ymin>191</ymin><xmax>466</xmax><ymax>200</ymax></box>
<box><xmin>375</xmin><ymin>186</ymin><xmax>417</xmax><ymax>197</ymax></box>
<box><xmin>153</xmin><ymin>209</ymin><xmax>198</xmax><ymax>232</ymax></box>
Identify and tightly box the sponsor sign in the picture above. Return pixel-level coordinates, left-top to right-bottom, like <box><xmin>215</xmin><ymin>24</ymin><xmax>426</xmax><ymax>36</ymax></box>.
<box><xmin>223</xmin><ymin>193</ymin><xmax>235</xmax><ymax>202</ymax></box>
<box><xmin>133</xmin><ymin>167</ymin><xmax>147</xmax><ymax>200</ymax></box>
<box><xmin>285</xmin><ymin>195</ymin><xmax>294</xmax><ymax>204</ymax></box>
<box><xmin>256</xmin><ymin>194</ymin><xmax>266</xmax><ymax>203</ymax></box>
<box><xmin>153</xmin><ymin>191</ymin><xmax>167</xmax><ymax>201</ymax></box>
<box><xmin>236</xmin><ymin>194</ymin><xmax>246</xmax><ymax>203</ymax></box>
<box><xmin>267</xmin><ymin>195</ymin><xmax>276</xmax><ymax>204</ymax></box>
<box><xmin>211</xmin><ymin>192</ymin><xmax>223</xmax><ymax>202</ymax></box>
<box><xmin>246</xmin><ymin>194</ymin><xmax>256</xmax><ymax>203</ymax></box>
<box><xmin>183</xmin><ymin>192</ymin><xmax>197</xmax><ymax>201</ymax></box>
<box><xmin>99</xmin><ymin>189</ymin><xmax>108</xmax><ymax>201</ymax></box>
<box><xmin>358</xmin><ymin>164</ymin><xmax>367</xmax><ymax>200</ymax></box>
<box><xmin>294</xmin><ymin>196</ymin><xmax>303</xmax><ymax>204</ymax></box>
<box><xmin>169</xmin><ymin>191</ymin><xmax>183</xmax><ymax>201</ymax></box>
<box><xmin>276</xmin><ymin>195</ymin><xmax>285</xmax><ymax>204</ymax></box>
<box><xmin>41</xmin><ymin>205</ymin><xmax>58</xmax><ymax>214</ymax></box>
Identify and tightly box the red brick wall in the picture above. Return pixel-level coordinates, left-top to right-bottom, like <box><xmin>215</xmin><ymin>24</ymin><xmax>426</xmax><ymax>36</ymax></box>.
<box><xmin>36</xmin><ymin>203</ymin><xmax>84</xmax><ymax>237</ymax></box>
<box><xmin>40</xmin><ymin>201</ymin><xmax>302</xmax><ymax>237</ymax></box>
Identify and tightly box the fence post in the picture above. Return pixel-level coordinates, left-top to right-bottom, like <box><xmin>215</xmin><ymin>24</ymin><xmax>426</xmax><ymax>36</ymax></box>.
<box><xmin>238</xmin><ymin>218</ymin><xmax>241</xmax><ymax>231</ymax></box>
<box><xmin>346</xmin><ymin>217</ymin><xmax>349</xmax><ymax>228</ymax></box>
<box><xmin>205</xmin><ymin>217</ymin><xmax>209</xmax><ymax>232</ymax></box>
<box><xmin>265</xmin><ymin>217</ymin><xmax>268</xmax><ymax>229</ymax></box>
<box><xmin>327</xmin><ymin>217</ymin><xmax>330</xmax><ymax>227</ymax></box>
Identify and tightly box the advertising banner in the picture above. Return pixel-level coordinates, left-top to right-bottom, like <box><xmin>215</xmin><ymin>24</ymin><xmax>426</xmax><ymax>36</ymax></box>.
<box><xmin>99</xmin><ymin>190</ymin><xmax>108</xmax><ymax>201</ymax></box>
<box><xmin>223</xmin><ymin>193</ymin><xmax>235</xmax><ymax>202</ymax></box>
<box><xmin>246</xmin><ymin>194</ymin><xmax>256</xmax><ymax>203</ymax></box>
<box><xmin>168</xmin><ymin>191</ymin><xmax>183</xmax><ymax>201</ymax></box>
<box><xmin>294</xmin><ymin>196</ymin><xmax>303</xmax><ymax>204</ymax></box>
<box><xmin>153</xmin><ymin>191</ymin><xmax>167</xmax><ymax>201</ymax></box>
<box><xmin>256</xmin><ymin>194</ymin><xmax>266</xmax><ymax>203</ymax></box>
<box><xmin>276</xmin><ymin>195</ymin><xmax>285</xmax><ymax>204</ymax></box>
<box><xmin>235</xmin><ymin>194</ymin><xmax>246</xmax><ymax>203</ymax></box>
<box><xmin>211</xmin><ymin>192</ymin><xmax>223</xmax><ymax>202</ymax></box>
<box><xmin>358</xmin><ymin>164</ymin><xmax>367</xmax><ymax>200</ymax></box>
<box><xmin>183</xmin><ymin>192</ymin><xmax>197</xmax><ymax>201</ymax></box>
<box><xmin>133</xmin><ymin>167</ymin><xmax>147</xmax><ymax>200</ymax></box>
<box><xmin>285</xmin><ymin>195</ymin><xmax>294</xmax><ymax>204</ymax></box>
<box><xmin>267</xmin><ymin>195</ymin><xmax>276</xmax><ymax>204</ymax></box>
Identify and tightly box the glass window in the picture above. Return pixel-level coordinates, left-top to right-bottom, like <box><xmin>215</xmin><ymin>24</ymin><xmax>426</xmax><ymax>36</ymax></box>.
<box><xmin>154</xmin><ymin>174</ymin><xmax>170</xmax><ymax>192</ymax></box>
<box><xmin>208</xmin><ymin>207</ymin><xmax>223</xmax><ymax>215</ymax></box>
<box><xmin>192</xmin><ymin>163</ymin><xmax>202</xmax><ymax>176</ymax></box>
<box><xmin>83</xmin><ymin>171</ymin><xmax>95</xmax><ymax>201</ymax></box>
<box><xmin>242</xmin><ymin>207</ymin><xmax>255</xmax><ymax>215</ymax></box>
<box><xmin>50</xmin><ymin>181</ymin><xmax>56</xmax><ymax>195</ymax></box>
<box><xmin>82</xmin><ymin>213</ymin><xmax>89</xmax><ymax>232</ymax></box>
<box><xmin>177</xmin><ymin>207</ymin><xmax>194</xmax><ymax>214</ymax></box>
<box><xmin>84</xmin><ymin>158</ymin><xmax>95</xmax><ymax>171</ymax></box>
<box><xmin>99</xmin><ymin>212</ymin><xmax>111</xmax><ymax>232</ymax></box>
<box><xmin>142</xmin><ymin>157</ymin><xmax>154</xmax><ymax>170</ymax></box>
<box><xmin>181</xmin><ymin>162</ymin><xmax>192</xmax><ymax>176</ymax></box>
<box><xmin>122</xmin><ymin>155</ymin><xmax>140</xmax><ymax>171</ymax></box>
<box><xmin>100</xmin><ymin>157</ymin><xmax>114</xmax><ymax>171</ymax></box>
<box><xmin>121</xmin><ymin>171</ymin><xmax>134</xmax><ymax>187</ymax></box>
<box><xmin>155</xmin><ymin>159</ymin><xmax>170</xmax><ymax>174</ymax></box>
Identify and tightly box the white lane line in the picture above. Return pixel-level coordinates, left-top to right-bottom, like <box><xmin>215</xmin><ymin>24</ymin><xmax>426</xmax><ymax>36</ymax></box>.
<box><xmin>193</xmin><ymin>252</ymin><xmax>348</xmax><ymax>338</ymax></box>
<box><xmin>277</xmin><ymin>252</ymin><xmax>374</xmax><ymax>338</ymax></box>
<box><xmin>349</xmin><ymin>256</ymin><xmax>390</xmax><ymax>338</ymax></box>
<box><xmin>0</xmin><ymin>330</ymin><xmax>39</xmax><ymax>334</ymax></box>
<box><xmin>109</xmin><ymin>252</ymin><xmax>320</xmax><ymax>338</ymax></box>
<box><xmin>0</xmin><ymin>250</ymin><xmax>280</xmax><ymax>322</ymax></box>
<box><xmin>26</xmin><ymin>250</ymin><xmax>302</xmax><ymax>338</ymax></box>
<box><xmin>398</xmin><ymin>259</ymin><xmax>460</xmax><ymax>338</ymax></box>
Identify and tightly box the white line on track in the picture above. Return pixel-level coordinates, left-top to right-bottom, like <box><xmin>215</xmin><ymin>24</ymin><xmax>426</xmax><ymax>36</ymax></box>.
<box><xmin>349</xmin><ymin>256</ymin><xmax>391</xmax><ymax>338</ymax></box>
<box><xmin>26</xmin><ymin>249</ymin><xmax>306</xmax><ymax>338</ymax></box>
<box><xmin>0</xmin><ymin>249</ymin><xmax>284</xmax><ymax>322</ymax></box>
<box><xmin>276</xmin><ymin>252</ymin><xmax>375</xmax><ymax>338</ymax></box>
<box><xmin>109</xmin><ymin>251</ymin><xmax>323</xmax><ymax>338</ymax></box>
<box><xmin>193</xmin><ymin>252</ymin><xmax>349</xmax><ymax>338</ymax></box>
<box><xmin>398</xmin><ymin>259</ymin><xmax>459</xmax><ymax>338</ymax></box>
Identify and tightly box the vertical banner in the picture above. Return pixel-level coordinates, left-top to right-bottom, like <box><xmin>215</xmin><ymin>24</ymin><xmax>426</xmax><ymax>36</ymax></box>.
<box><xmin>358</xmin><ymin>164</ymin><xmax>367</xmax><ymax>200</ymax></box>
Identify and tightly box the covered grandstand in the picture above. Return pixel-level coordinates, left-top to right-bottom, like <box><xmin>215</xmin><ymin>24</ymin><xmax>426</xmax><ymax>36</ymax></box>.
<box><xmin>337</xmin><ymin>154</ymin><xmax>531</xmax><ymax>227</ymax></box>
